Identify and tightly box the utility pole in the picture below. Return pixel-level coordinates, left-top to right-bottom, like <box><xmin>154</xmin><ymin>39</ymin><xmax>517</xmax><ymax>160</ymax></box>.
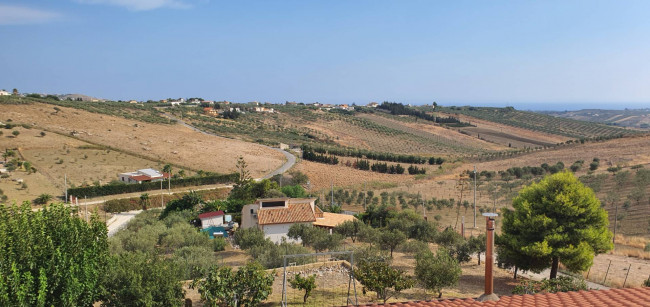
<box><xmin>473</xmin><ymin>165</ymin><xmax>477</xmax><ymax>228</ymax></box>
<box><xmin>161</xmin><ymin>179</ymin><xmax>164</xmax><ymax>209</ymax></box>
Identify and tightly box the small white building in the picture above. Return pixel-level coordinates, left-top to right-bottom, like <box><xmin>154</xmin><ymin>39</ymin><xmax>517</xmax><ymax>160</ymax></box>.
<box><xmin>0</xmin><ymin>90</ymin><xmax>11</xmax><ymax>96</ymax></box>
<box><xmin>198</xmin><ymin>210</ymin><xmax>226</xmax><ymax>229</ymax></box>
<box><xmin>118</xmin><ymin>168</ymin><xmax>169</xmax><ymax>184</ymax></box>
<box><xmin>240</xmin><ymin>198</ymin><xmax>356</xmax><ymax>244</ymax></box>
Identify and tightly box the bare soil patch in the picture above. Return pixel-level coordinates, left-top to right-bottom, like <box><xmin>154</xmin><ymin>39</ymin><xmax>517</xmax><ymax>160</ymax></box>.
<box><xmin>2</xmin><ymin>103</ymin><xmax>285</xmax><ymax>178</ymax></box>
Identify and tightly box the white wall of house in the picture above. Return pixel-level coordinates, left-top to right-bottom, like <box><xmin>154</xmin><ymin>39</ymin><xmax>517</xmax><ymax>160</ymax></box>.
<box><xmin>261</xmin><ymin>223</ymin><xmax>300</xmax><ymax>244</ymax></box>
<box><xmin>118</xmin><ymin>174</ymin><xmax>138</xmax><ymax>184</ymax></box>
<box><xmin>200</xmin><ymin>215</ymin><xmax>224</xmax><ymax>229</ymax></box>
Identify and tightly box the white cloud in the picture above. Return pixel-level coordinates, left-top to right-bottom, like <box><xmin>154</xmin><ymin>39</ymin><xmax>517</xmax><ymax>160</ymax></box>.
<box><xmin>0</xmin><ymin>5</ymin><xmax>62</xmax><ymax>25</ymax></box>
<box><xmin>75</xmin><ymin>0</ymin><xmax>197</xmax><ymax>11</ymax></box>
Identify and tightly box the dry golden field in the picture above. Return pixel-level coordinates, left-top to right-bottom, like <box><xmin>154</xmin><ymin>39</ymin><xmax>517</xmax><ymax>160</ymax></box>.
<box><xmin>1</xmin><ymin>103</ymin><xmax>285</xmax><ymax>178</ymax></box>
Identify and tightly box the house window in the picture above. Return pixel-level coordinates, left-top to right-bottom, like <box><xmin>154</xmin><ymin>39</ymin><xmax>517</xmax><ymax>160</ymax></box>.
<box><xmin>250</xmin><ymin>209</ymin><xmax>254</xmax><ymax>214</ymax></box>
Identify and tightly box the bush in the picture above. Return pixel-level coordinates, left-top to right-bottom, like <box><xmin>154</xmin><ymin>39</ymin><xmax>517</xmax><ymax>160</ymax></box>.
<box><xmin>192</xmin><ymin>262</ymin><xmax>275</xmax><ymax>307</ymax></box>
<box><xmin>512</xmin><ymin>276</ymin><xmax>587</xmax><ymax>294</ymax></box>
<box><xmin>644</xmin><ymin>276</ymin><xmax>650</xmax><ymax>287</ymax></box>
<box><xmin>234</xmin><ymin>227</ymin><xmax>268</xmax><ymax>250</ymax></box>
<box><xmin>172</xmin><ymin>246</ymin><xmax>220</xmax><ymax>279</ymax></box>
<box><xmin>104</xmin><ymin>198</ymin><xmax>141</xmax><ymax>213</ymax></box>
<box><xmin>398</xmin><ymin>240</ymin><xmax>430</xmax><ymax>254</ymax></box>
<box><xmin>415</xmin><ymin>248</ymin><xmax>462</xmax><ymax>298</ymax></box>
<box><xmin>289</xmin><ymin>274</ymin><xmax>317</xmax><ymax>303</ymax></box>
<box><xmin>644</xmin><ymin>243</ymin><xmax>650</xmax><ymax>252</ymax></box>
<box><xmin>101</xmin><ymin>252</ymin><xmax>184</xmax><ymax>306</ymax></box>
<box><xmin>248</xmin><ymin>242</ymin><xmax>311</xmax><ymax>269</ymax></box>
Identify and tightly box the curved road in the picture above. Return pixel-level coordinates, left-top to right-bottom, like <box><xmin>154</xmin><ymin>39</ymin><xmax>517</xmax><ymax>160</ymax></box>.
<box><xmin>105</xmin><ymin>111</ymin><xmax>296</xmax><ymax>236</ymax></box>
<box><xmin>160</xmin><ymin>111</ymin><xmax>295</xmax><ymax>179</ymax></box>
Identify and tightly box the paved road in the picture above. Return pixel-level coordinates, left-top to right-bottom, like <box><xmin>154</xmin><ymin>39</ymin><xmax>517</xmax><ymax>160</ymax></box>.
<box><xmin>160</xmin><ymin>110</ymin><xmax>296</xmax><ymax>179</ymax></box>
<box><xmin>107</xmin><ymin>210</ymin><xmax>142</xmax><ymax>237</ymax></box>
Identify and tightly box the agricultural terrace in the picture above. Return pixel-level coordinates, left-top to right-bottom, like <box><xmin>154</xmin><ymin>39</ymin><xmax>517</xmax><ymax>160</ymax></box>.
<box><xmin>170</xmin><ymin>104</ymin><xmax>498</xmax><ymax>156</ymax></box>
<box><xmin>439</xmin><ymin>106</ymin><xmax>637</xmax><ymax>139</ymax></box>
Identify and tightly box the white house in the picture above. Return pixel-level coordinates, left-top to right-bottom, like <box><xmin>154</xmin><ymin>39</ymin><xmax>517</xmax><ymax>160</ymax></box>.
<box><xmin>0</xmin><ymin>90</ymin><xmax>10</xmax><ymax>96</ymax></box>
<box><xmin>118</xmin><ymin>168</ymin><xmax>169</xmax><ymax>184</ymax></box>
<box><xmin>240</xmin><ymin>198</ymin><xmax>356</xmax><ymax>243</ymax></box>
<box><xmin>198</xmin><ymin>210</ymin><xmax>225</xmax><ymax>229</ymax></box>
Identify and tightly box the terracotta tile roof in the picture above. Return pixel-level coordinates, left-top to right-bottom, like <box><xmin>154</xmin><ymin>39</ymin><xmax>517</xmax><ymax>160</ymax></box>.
<box><xmin>352</xmin><ymin>287</ymin><xmax>650</xmax><ymax>307</ymax></box>
<box><xmin>130</xmin><ymin>175</ymin><xmax>150</xmax><ymax>181</ymax></box>
<box><xmin>313</xmin><ymin>212</ymin><xmax>356</xmax><ymax>228</ymax></box>
<box><xmin>314</xmin><ymin>205</ymin><xmax>324</xmax><ymax>218</ymax></box>
<box><xmin>198</xmin><ymin>211</ymin><xmax>224</xmax><ymax>219</ymax></box>
<box><xmin>257</xmin><ymin>203</ymin><xmax>316</xmax><ymax>225</ymax></box>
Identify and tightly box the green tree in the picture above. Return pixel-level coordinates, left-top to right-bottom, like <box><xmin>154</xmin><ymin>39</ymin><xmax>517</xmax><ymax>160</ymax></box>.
<box><xmin>162</xmin><ymin>164</ymin><xmax>173</xmax><ymax>175</ymax></box>
<box><xmin>280</xmin><ymin>184</ymin><xmax>307</xmax><ymax>198</ymax></box>
<box><xmin>289</xmin><ymin>274</ymin><xmax>317</xmax><ymax>303</ymax></box>
<box><xmin>500</xmin><ymin>171</ymin><xmax>613</xmax><ymax>279</ymax></box>
<box><xmin>415</xmin><ymin>248</ymin><xmax>462</xmax><ymax>298</ymax></box>
<box><xmin>40</xmin><ymin>131</ymin><xmax>46</xmax><ymax>137</ymax></box>
<box><xmin>160</xmin><ymin>191</ymin><xmax>202</xmax><ymax>219</ymax></box>
<box><xmin>33</xmin><ymin>193</ymin><xmax>52</xmax><ymax>205</ymax></box>
<box><xmin>139</xmin><ymin>193</ymin><xmax>150</xmax><ymax>210</ymax></box>
<box><xmin>100</xmin><ymin>252</ymin><xmax>185</xmax><ymax>307</ymax></box>
<box><xmin>379</xmin><ymin>229</ymin><xmax>407</xmax><ymax>257</ymax></box>
<box><xmin>22</xmin><ymin>161</ymin><xmax>32</xmax><ymax>173</ymax></box>
<box><xmin>354</xmin><ymin>258</ymin><xmax>414</xmax><ymax>303</ymax></box>
<box><xmin>12</xmin><ymin>130</ymin><xmax>19</xmax><ymax>137</ymax></box>
<box><xmin>0</xmin><ymin>202</ymin><xmax>108</xmax><ymax>306</ymax></box>
<box><xmin>468</xmin><ymin>234</ymin><xmax>486</xmax><ymax>265</ymax></box>
<box><xmin>233</xmin><ymin>227</ymin><xmax>269</xmax><ymax>250</ymax></box>
<box><xmin>193</xmin><ymin>262</ymin><xmax>274</xmax><ymax>307</ymax></box>
<box><xmin>334</xmin><ymin>219</ymin><xmax>365</xmax><ymax>243</ymax></box>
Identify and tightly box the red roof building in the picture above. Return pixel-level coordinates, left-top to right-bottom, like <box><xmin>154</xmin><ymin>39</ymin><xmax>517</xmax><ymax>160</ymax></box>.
<box><xmin>352</xmin><ymin>287</ymin><xmax>650</xmax><ymax>307</ymax></box>
<box><xmin>198</xmin><ymin>211</ymin><xmax>225</xmax><ymax>219</ymax></box>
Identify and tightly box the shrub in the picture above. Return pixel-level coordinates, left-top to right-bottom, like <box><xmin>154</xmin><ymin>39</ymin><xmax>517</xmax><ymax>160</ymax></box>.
<box><xmin>415</xmin><ymin>248</ymin><xmax>462</xmax><ymax>298</ymax></box>
<box><xmin>512</xmin><ymin>276</ymin><xmax>587</xmax><ymax>294</ymax></box>
<box><xmin>101</xmin><ymin>252</ymin><xmax>184</xmax><ymax>307</ymax></box>
<box><xmin>354</xmin><ymin>257</ymin><xmax>414</xmax><ymax>303</ymax></box>
<box><xmin>233</xmin><ymin>227</ymin><xmax>268</xmax><ymax>250</ymax></box>
<box><xmin>172</xmin><ymin>246</ymin><xmax>220</xmax><ymax>279</ymax></box>
<box><xmin>289</xmin><ymin>274</ymin><xmax>317</xmax><ymax>303</ymax></box>
<box><xmin>192</xmin><ymin>262</ymin><xmax>275</xmax><ymax>307</ymax></box>
<box><xmin>33</xmin><ymin>193</ymin><xmax>53</xmax><ymax>205</ymax></box>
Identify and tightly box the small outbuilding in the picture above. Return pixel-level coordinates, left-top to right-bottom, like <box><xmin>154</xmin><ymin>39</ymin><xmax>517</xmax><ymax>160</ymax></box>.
<box><xmin>199</xmin><ymin>210</ymin><xmax>225</xmax><ymax>229</ymax></box>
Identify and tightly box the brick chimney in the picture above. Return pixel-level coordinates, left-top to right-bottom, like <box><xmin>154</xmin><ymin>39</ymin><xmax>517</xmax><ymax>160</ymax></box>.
<box><xmin>477</xmin><ymin>213</ymin><xmax>499</xmax><ymax>302</ymax></box>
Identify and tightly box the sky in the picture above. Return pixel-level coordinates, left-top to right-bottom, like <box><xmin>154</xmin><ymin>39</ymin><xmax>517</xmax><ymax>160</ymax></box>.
<box><xmin>1</xmin><ymin>1</ymin><xmax>649</xmax><ymax>110</ymax></box>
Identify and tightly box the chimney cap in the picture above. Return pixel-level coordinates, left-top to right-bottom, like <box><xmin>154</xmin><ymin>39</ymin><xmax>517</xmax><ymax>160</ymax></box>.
<box><xmin>482</xmin><ymin>213</ymin><xmax>499</xmax><ymax>217</ymax></box>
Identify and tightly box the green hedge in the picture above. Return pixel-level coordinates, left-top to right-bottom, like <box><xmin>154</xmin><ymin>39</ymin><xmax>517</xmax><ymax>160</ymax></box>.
<box><xmin>104</xmin><ymin>199</ymin><xmax>141</xmax><ymax>213</ymax></box>
<box><xmin>69</xmin><ymin>173</ymin><xmax>238</xmax><ymax>198</ymax></box>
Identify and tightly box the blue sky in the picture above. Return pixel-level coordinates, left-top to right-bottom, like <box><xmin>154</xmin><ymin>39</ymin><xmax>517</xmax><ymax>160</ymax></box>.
<box><xmin>1</xmin><ymin>1</ymin><xmax>649</xmax><ymax>110</ymax></box>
